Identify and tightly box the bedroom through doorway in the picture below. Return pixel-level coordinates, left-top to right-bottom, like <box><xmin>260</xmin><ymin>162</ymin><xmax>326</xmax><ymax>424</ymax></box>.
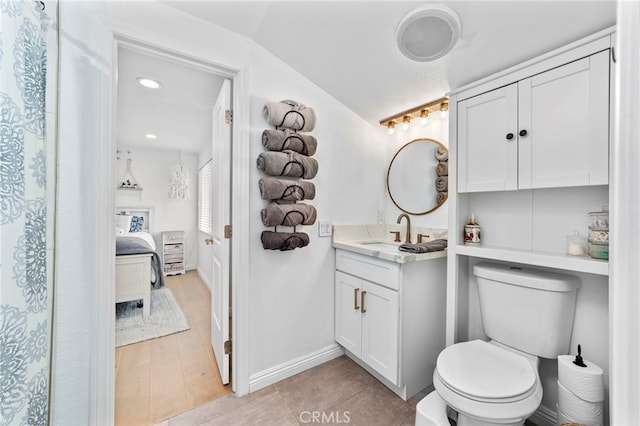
<box><xmin>112</xmin><ymin>39</ymin><xmax>235</xmax><ymax>424</ymax></box>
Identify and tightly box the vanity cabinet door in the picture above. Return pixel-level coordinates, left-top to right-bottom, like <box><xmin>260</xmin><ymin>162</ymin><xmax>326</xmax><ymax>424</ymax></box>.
<box><xmin>361</xmin><ymin>281</ymin><xmax>399</xmax><ymax>385</ymax></box>
<box><xmin>458</xmin><ymin>83</ymin><xmax>519</xmax><ymax>193</ymax></box>
<box><xmin>335</xmin><ymin>271</ymin><xmax>363</xmax><ymax>357</ymax></box>
<box><xmin>518</xmin><ymin>50</ymin><xmax>610</xmax><ymax>189</ymax></box>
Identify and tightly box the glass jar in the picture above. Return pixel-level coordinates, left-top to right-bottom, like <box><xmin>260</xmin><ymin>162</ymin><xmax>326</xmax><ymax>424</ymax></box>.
<box><xmin>587</xmin><ymin>206</ymin><xmax>608</xmax><ymax>260</ymax></box>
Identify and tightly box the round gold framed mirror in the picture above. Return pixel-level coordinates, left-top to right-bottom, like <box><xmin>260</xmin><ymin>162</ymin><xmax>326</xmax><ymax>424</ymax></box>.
<box><xmin>386</xmin><ymin>138</ymin><xmax>448</xmax><ymax>215</ymax></box>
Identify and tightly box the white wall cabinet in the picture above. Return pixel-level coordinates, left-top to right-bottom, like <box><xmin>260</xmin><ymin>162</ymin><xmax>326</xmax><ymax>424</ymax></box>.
<box><xmin>162</xmin><ymin>231</ymin><xmax>185</xmax><ymax>276</ymax></box>
<box><xmin>458</xmin><ymin>49</ymin><xmax>610</xmax><ymax>193</ymax></box>
<box><xmin>446</xmin><ymin>30</ymin><xmax>614</xmax><ymax>423</ymax></box>
<box><xmin>335</xmin><ymin>249</ymin><xmax>447</xmax><ymax>400</ymax></box>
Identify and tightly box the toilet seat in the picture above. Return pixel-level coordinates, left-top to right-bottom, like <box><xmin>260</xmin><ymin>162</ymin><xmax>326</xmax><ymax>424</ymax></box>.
<box><xmin>437</xmin><ymin>340</ymin><xmax>537</xmax><ymax>403</ymax></box>
<box><xmin>433</xmin><ymin>340</ymin><xmax>542</xmax><ymax>423</ymax></box>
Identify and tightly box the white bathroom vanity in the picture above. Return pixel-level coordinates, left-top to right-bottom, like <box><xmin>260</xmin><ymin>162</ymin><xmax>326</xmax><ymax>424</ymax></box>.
<box><xmin>332</xmin><ymin>224</ymin><xmax>447</xmax><ymax>400</ymax></box>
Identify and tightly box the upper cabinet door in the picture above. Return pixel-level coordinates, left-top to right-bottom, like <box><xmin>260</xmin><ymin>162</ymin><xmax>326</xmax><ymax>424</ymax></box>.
<box><xmin>518</xmin><ymin>50</ymin><xmax>610</xmax><ymax>189</ymax></box>
<box><xmin>458</xmin><ymin>84</ymin><xmax>519</xmax><ymax>193</ymax></box>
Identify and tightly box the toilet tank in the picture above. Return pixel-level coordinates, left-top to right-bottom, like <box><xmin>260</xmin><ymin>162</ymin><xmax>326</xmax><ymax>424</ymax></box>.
<box><xmin>473</xmin><ymin>262</ymin><xmax>580</xmax><ymax>359</ymax></box>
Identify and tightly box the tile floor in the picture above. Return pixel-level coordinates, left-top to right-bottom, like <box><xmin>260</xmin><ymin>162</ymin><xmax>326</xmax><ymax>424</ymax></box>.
<box><xmin>154</xmin><ymin>355</ymin><xmax>419</xmax><ymax>426</ymax></box>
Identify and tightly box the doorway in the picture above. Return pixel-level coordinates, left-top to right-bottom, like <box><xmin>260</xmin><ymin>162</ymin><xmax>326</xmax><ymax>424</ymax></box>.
<box><xmin>112</xmin><ymin>38</ymin><xmax>235</xmax><ymax>424</ymax></box>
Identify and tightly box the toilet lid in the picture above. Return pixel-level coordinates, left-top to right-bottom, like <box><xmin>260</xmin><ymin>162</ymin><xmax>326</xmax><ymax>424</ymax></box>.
<box><xmin>437</xmin><ymin>340</ymin><xmax>537</xmax><ymax>401</ymax></box>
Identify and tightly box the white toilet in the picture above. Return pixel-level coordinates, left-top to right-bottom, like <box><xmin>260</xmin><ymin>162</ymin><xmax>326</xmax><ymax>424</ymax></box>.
<box><xmin>416</xmin><ymin>262</ymin><xmax>580</xmax><ymax>426</ymax></box>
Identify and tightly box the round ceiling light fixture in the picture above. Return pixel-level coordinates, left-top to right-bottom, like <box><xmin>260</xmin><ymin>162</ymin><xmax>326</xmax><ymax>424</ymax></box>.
<box><xmin>396</xmin><ymin>4</ymin><xmax>462</xmax><ymax>62</ymax></box>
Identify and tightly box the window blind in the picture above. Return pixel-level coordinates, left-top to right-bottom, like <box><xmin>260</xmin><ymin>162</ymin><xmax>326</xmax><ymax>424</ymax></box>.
<box><xmin>198</xmin><ymin>160</ymin><xmax>213</xmax><ymax>235</ymax></box>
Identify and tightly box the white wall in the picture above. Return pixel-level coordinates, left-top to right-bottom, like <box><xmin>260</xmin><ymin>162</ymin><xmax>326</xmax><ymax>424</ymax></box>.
<box><xmin>384</xmin><ymin>113</ymin><xmax>449</xmax><ymax>228</ymax></box>
<box><xmin>52</xmin><ymin>2</ymin><xmax>113</xmax><ymax>423</ymax></box>
<box><xmin>247</xmin><ymin>45</ymin><xmax>387</xmax><ymax>376</ymax></box>
<box><xmin>53</xmin><ymin>1</ymin><xmax>386</xmax><ymax>421</ymax></box>
<box><xmin>115</xmin><ymin>147</ymin><xmax>199</xmax><ymax>270</ymax></box>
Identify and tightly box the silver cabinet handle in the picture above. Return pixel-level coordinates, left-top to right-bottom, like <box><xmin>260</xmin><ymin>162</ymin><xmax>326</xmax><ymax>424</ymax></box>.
<box><xmin>354</xmin><ymin>288</ymin><xmax>360</xmax><ymax>310</ymax></box>
<box><xmin>361</xmin><ymin>291</ymin><xmax>367</xmax><ymax>314</ymax></box>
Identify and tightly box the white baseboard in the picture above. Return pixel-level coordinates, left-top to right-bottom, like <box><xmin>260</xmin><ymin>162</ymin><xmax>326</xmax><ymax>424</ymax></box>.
<box><xmin>249</xmin><ymin>344</ymin><xmax>345</xmax><ymax>393</ymax></box>
<box><xmin>529</xmin><ymin>404</ymin><xmax>557</xmax><ymax>426</ymax></box>
<box><xmin>196</xmin><ymin>267</ymin><xmax>212</xmax><ymax>292</ymax></box>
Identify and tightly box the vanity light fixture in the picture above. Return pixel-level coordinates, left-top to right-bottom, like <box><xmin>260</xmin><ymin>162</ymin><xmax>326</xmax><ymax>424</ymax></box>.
<box><xmin>145</xmin><ymin>133</ymin><xmax>158</xmax><ymax>139</ymax></box>
<box><xmin>136</xmin><ymin>77</ymin><xmax>162</xmax><ymax>89</ymax></box>
<box><xmin>379</xmin><ymin>97</ymin><xmax>448</xmax><ymax>133</ymax></box>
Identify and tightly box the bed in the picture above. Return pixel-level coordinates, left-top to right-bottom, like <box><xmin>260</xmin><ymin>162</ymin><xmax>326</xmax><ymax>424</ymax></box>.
<box><xmin>115</xmin><ymin>207</ymin><xmax>164</xmax><ymax>317</ymax></box>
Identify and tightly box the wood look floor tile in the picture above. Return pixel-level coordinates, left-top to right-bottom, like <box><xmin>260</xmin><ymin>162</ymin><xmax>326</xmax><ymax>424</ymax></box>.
<box><xmin>274</xmin><ymin>356</ymin><xmax>378</xmax><ymax>416</ymax></box>
<box><xmin>332</xmin><ymin>380</ymin><xmax>416</xmax><ymax>426</ymax></box>
<box><xmin>115</xmin><ymin>271</ymin><xmax>231</xmax><ymax>425</ymax></box>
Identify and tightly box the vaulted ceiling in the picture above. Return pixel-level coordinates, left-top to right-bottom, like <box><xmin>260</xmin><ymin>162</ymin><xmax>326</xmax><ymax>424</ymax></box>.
<box><xmin>118</xmin><ymin>1</ymin><xmax>616</xmax><ymax>152</ymax></box>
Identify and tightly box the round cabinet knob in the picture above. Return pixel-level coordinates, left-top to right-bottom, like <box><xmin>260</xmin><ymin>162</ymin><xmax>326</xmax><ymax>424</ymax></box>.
<box><xmin>506</xmin><ymin>133</ymin><xmax>514</xmax><ymax>140</ymax></box>
<box><xmin>519</xmin><ymin>129</ymin><xmax>528</xmax><ymax>137</ymax></box>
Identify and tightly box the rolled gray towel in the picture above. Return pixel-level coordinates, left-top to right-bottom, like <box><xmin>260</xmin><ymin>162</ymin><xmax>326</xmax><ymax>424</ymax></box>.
<box><xmin>261</xmin><ymin>202</ymin><xmax>317</xmax><ymax>227</ymax></box>
<box><xmin>262</xmin><ymin>129</ymin><xmax>317</xmax><ymax>156</ymax></box>
<box><xmin>435</xmin><ymin>176</ymin><xmax>448</xmax><ymax>192</ymax></box>
<box><xmin>257</xmin><ymin>150</ymin><xmax>318</xmax><ymax>179</ymax></box>
<box><xmin>435</xmin><ymin>146</ymin><xmax>448</xmax><ymax>161</ymax></box>
<box><xmin>399</xmin><ymin>238</ymin><xmax>448</xmax><ymax>253</ymax></box>
<box><xmin>261</xmin><ymin>231</ymin><xmax>310</xmax><ymax>251</ymax></box>
<box><xmin>259</xmin><ymin>177</ymin><xmax>316</xmax><ymax>201</ymax></box>
<box><xmin>263</xmin><ymin>100</ymin><xmax>316</xmax><ymax>132</ymax></box>
<box><xmin>437</xmin><ymin>191</ymin><xmax>448</xmax><ymax>205</ymax></box>
<box><xmin>436</xmin><ymin>161</ymin><xmax>448</xmax><ymax>177</ymax></box>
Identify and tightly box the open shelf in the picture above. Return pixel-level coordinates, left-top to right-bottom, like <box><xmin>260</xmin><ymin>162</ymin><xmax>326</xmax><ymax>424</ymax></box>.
<box><xmin>456</xmin><ymin>244</ymin><xmax>608</xmax><ymax>276</ymax></box>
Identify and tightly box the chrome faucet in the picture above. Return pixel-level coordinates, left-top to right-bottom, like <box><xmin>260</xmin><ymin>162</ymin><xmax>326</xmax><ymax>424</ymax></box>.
<box><xmin>396</xmin><ymin>213</ymin><xmax>411</xmax><ymax>243</ymax></box>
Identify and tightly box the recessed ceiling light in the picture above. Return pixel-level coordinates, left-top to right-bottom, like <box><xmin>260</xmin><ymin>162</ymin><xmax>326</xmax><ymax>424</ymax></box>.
<box><xmin>396</xmin><ymin>4</ymin><xmax>462</xmax><ymax>62</ymax></box>
<box><xmin>145</xmin><ymin>133</ymin><xmax>158</xmax><ymax>139</ymax></box>
<box><xmin>136</xmin><ymin>77</ymin><xmax>162</xmax><ymax>89</ymax></box>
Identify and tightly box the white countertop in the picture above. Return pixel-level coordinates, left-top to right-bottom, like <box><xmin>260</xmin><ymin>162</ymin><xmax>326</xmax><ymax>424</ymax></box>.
<box><xmin>332</xmin><ymin>224</ymin><xmax>448</xmax><ymax>264</ymax></box>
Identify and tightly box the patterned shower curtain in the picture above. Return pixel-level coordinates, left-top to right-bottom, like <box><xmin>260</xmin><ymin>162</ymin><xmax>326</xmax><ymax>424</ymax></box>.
<box><xmin>1</xmin><ymin>1</ymin><xmax>54</xmax><ymax>425</ymax></box>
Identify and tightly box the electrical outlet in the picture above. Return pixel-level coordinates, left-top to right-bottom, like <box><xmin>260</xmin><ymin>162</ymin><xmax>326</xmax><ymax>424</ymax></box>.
<box><xmin>377</xmin><ymin>210</ymin><xmax>385</xmax><ymax>224</ymax></box>
<box><xmin>318</xmin><ymin>221</ymin><xmax>332</xmax><ymax>237</ymax></box>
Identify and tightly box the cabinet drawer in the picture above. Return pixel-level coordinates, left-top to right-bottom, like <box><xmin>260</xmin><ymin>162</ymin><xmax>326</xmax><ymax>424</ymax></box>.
<box><xmin>164</xmin><ymin>254</ymin><xmax>183</xmax><ymax>262</ymax></box>
<box><xmin>336</xmin><ymin>249</ymin><xmax>400</xmax><ymax>290</ymax></box>
<box><xmin>164</xmin><ymin>243</ymin><xmax>183</xmax><ymax>252</ymax></box>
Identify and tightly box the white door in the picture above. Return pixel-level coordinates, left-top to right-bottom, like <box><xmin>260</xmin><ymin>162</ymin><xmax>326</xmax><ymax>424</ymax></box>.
<box><xmin>361</xmin><ymin>281</ymin><xmax>399</xmax><ymax>385</ymax></box>
<box><xmin>335</xmin><ymin>271</ymin><xmax>363</xmax><ymax>357</ymax></box>
<box><xmin>518</xmin><ymin>50</ymin><xmax>610</xmax><ymax>189</ymax></box>
<box><xmin>211</xmin><ymin>79</ymin><xmax>232</xmax><ymax>385</ymax></box>
<box><xmin>457</xmin><ymin>83</ymin><xmax>519</xmax><ymax>193</ymax></box>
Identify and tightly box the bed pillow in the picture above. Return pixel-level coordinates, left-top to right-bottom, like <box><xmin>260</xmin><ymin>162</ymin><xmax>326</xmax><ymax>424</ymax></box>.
<box><xmin>130</xmin><ymin>216</ymin><xmax>144</xmax><ymax>232</ymax></box>
<box><xmin>115</xmin><ymin>214</ymin><xmax>132</xmax><ymax>235</ymax></box>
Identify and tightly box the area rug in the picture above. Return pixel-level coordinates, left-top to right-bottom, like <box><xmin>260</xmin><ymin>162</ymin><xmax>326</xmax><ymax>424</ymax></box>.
<box><xmin>115</xmin><ymin>288</ymin><xmax>190</xmax><ymax>347</ymax></box>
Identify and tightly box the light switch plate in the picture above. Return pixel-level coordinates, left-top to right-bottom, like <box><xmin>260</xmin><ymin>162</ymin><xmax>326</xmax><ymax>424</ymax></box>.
<box><xmin>318</xmin><ymin>221</ymin><xmax>332</xmax><ymax>237</ymax></box>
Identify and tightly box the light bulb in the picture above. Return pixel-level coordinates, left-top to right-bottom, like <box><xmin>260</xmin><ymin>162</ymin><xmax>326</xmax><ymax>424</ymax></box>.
<box><xmin>137</xmin><ymin>77</ymin><xmax>162</xmax><ymax>89</ymax></box>
<box><xmin>440</xmin><ymin>100</ymin><xmax>449</xmax><ymax>119</ymax></box>
<box><xmin>401</xmin><ymin>115</ymin><xmax>411</xmax><ymax>131</ymax></box>
<box><xmin>387</xmin><ymin>121</ymin><xmax>396</xmax><ymax>135</ymax></box>
<box><xmin>419</xmin><ymin>109</ymin><xmax>429</xmax><ymax>126</ymax></box>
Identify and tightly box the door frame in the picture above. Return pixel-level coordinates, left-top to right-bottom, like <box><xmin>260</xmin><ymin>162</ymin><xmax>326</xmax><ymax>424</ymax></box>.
<box><xmin>97</xmin><ymin>31</ymin><xmax>251</xmax><ymax>424</ymax></box>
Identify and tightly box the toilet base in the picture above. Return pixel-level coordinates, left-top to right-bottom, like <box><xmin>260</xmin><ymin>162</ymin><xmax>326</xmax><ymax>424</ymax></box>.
<box><xmin>415</xmin><ymin>391</ymin><xmax>451</xmax><ymax>425</ymax></box>
<box><xmin>457</xmin><ymin>412</ymin><xmax>524</xmax><ymax>426</ymax></box>
<box><xmin>416</xmin><ymin>391</ymin><xmax>526</xmax><ymax>426</ymax></box>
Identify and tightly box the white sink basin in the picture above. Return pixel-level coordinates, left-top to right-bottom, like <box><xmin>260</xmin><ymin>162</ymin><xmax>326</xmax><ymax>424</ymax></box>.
<box><xmin>358</xmin><ymin>241</ymin><xmax>401</xmax><ymax>251</ymax></box>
